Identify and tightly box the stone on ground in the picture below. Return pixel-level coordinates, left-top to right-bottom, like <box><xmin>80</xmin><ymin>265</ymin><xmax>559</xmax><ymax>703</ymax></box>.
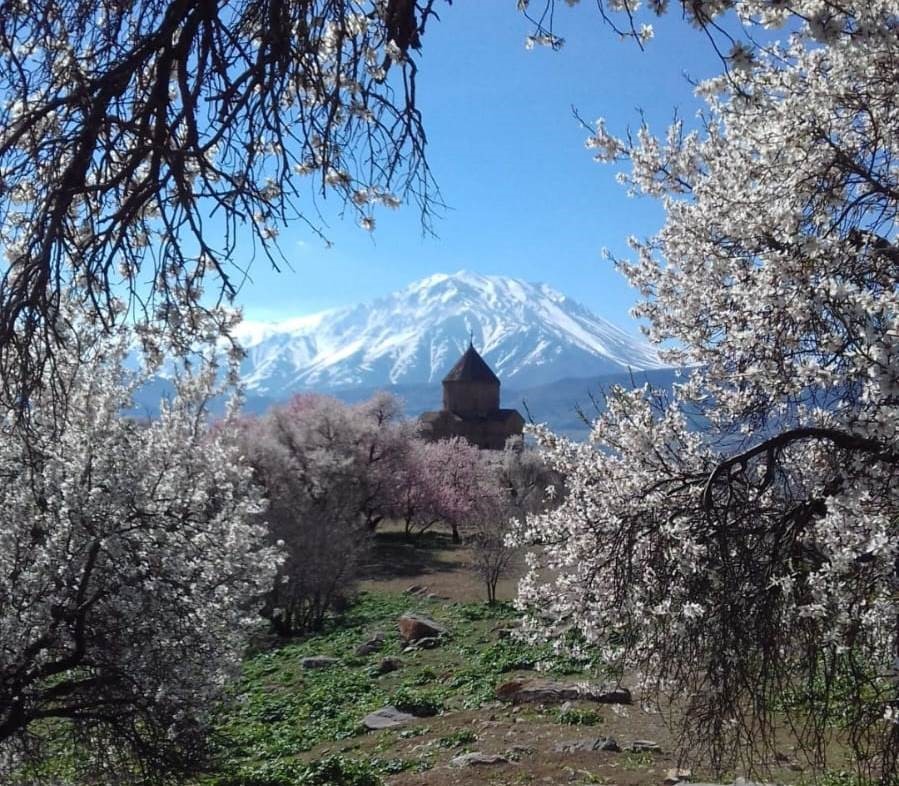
<box><xmin>449</xmin><ymin>752</ymin><xmax>509</xmax><ymax>767</ymax></box>
<box><xmin>553</xmin><ymin>737</ymin><xmax>620</xmax><ymax>753</ymax></box>
<box><xmin>300</xmin><ymin>656</ymin><xmax>339</xmax><ymax>669</ymax></box>
<box><xmin>628</xmin><ymin>739</ymin><xmax>661</xmax><ymax>753</ymax></box>
<box><xmin>362</xmin><ymin>706</ymin><xmax>416</xmax><ymax>730</ymax></box>
<box><xmin>355</xmin><ymin>631</ymin><xmax>386</xmax><ymax>656</ymax></box>
<box><xmin>413</xmin><ymin>635</ymin><xmax>440</xmax><ymax>649</ymax></box>
<box><xmin>398</xmin><ymin>613</ymin><xmax>446</xmax><ymax>642</ymax></box>
<box><xmin>495</xmin><ymin>678</ymin><xmax>631</xmax><ymax>705</ymax></box>
<box><xmin>375</xmin><ymin>656</ymin><xmax>403</xmax><ymax>675</ymax></box>
<box><xmin>403</xmin><ymin>584</ymin><xmax>428</xmax><ymax>595</ymax></box>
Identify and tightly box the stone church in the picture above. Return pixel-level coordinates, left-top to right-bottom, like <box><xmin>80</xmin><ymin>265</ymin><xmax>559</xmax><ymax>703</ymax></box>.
<box><xmin>419</xmin><ymin>342</ymin><xmax>524</xmax><ymax>450</ymax></box>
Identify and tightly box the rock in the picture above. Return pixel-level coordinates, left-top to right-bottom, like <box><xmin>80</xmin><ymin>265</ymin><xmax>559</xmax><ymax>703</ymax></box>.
<box><xmin>495</xmin><ymin>679</ymin><xmax>631</xmax><ymax>705</ymax></box>
<box><xmin>403</xmin><ymin>584</ymin><xmax>428</xmax><ymax>595</ymax></box>
<box><xmin>553</xmin><ymin>737</ymin><xmax>620</xmax><ymax>753</ymax></box>
<box><xmin>449</xmin><ymin>752</ymin><xmax>509</xmax><ymax>767</ymax></box>
<box><xmin>671</xmin><ymin>781</ymin><xmax>773</xmax><ymax>786</ymax></box>
<box><xmin>362</xmin><ymin>706</ymin><xmax>416</xmax><ymax>730</ymax></box>
<box><xmin>398</xmin><ymin>613</ymin><xmax>446</xmax><ymax>642</ymax></box>
<box><xmin>664</xmin><ymin>768</ymin><xmax>692</xmax><ymax>784</ymax></box>
<box><xmin>629</xmin><ymin>739</ymin><xmax>661</xmax><ymax>753</ymax></box>
<box><xmin>492</xmin><ymin>619</ymin><xmax>521</xmax><ymax>639</ymax></box>
<box><xmin>376</xmin><ymin>657</ymin><xmax>403</xmax><ymax>675</ymax></box>
<box><xmin>582</xmin><ymin>685</ymin><xmax>632</xmax><ymax>704</ymax></box>
<box><xmin>505</xmin><ymin>744</ymin><xmax>533</xmax><ymax>762</ymax></box>
<box><xmin>300</xmin><ymin>656</ymin><xmax>340</xmax><ymax>670</ymax></box>
<box><xmin>355</xmin><ymin>631</ymin><xmax>386</xmax><ymax>656</ymax></box>
<box><xmin>415</xmin><ymin>636</ymin><xmax>440</xmax><ymax>649</ymax></box>
<box><xmin>496</xmin><ymin>679</ymin><xmax>546</xmax><ymax>702</ymax></box>
<box><xmin>507</xmin><ymin>744</ymin><xmax>533</xmax><ymax>755</ymax></box>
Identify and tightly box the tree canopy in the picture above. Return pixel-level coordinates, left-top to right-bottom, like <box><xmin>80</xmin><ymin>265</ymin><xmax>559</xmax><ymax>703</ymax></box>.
<box><xmin>0</xmin><ymin>0</ymin><xmax>445</xmax><ymax>398</ymax></box>
<box><xmin>3</xmin><ymin>0</ymin><xmax>899</xmax><ymax>780</ymax></box>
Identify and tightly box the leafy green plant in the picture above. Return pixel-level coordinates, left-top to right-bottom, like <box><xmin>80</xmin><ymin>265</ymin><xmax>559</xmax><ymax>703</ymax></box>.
<box><xmin>458</xmin><ymin>602</ymin><xmax>515</xmax><ymax>622</ymax></box>
<box><xmin>390</xmin><ymin>686</ymin><xmax>445</xmax><ymax>717</ymax></box>
<box><xmin>201</xmin><ymin>592</ymin><xmax>603</xmax><ymax>784</ymax></box>
<box><xmin>557</xmin><ymin>706</ymin><xmax>601</xmax><ymax>726</ymax></box>
<box><xmin>205</xmin><ymin>759</ymin><xmax>305</xmax><ymax>786</ymax></box>
<box><xmin>796</xmin><ymin>772</ymin><xmax>876</xmax><ymax>786</ymax></box>
<box><xmin>297</xmin><ymin>755</ymin><xmax>383</xmax><ymax>786</ymax></box>
<box><xmin>411</xmin><ymin>667</ymin><xmax>438</xmax><ymax>685</ymax></box>
<box><xmin>620</xmin><ymin>751</ymin><xmax>655</xmax><ymax>769</ymax></box>
<box><xmin>398</xmin><ymin>726</ymin><xmax>430</xmax><ymax>739</ymax></box>
<box><xmin>367</xmin><ymin>757</ymin><xmax>426</xmax><ymax>775</ymax></box>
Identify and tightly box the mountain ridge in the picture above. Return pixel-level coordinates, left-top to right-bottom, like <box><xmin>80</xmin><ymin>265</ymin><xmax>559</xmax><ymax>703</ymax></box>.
<box><xmin>234</xmin><ymin>270</ymin><xmax>666</xmax><ymax>393</ymax></box>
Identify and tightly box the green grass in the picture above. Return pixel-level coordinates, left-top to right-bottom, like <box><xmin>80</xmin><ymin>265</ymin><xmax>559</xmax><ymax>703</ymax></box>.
<box><xmin>795</xmin><ymin>772</ymin><xmax>877</xmax><ymax>786</ymax></box>
<box><xmin>198</xmin><ymin>591</ymin><xmax>602</xmax><ymax>786</ymax></box>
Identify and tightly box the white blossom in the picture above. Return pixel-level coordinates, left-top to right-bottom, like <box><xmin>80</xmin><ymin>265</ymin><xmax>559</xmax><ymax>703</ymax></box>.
<box><xmin>0</xmin><ymin>310</ymin><xmax>277</xmax><ymax>781</ymax></box>
<box><xmin>518</xmin><ymin>1</ymin><xmax>899</xmax><ymax>779</ymax></box>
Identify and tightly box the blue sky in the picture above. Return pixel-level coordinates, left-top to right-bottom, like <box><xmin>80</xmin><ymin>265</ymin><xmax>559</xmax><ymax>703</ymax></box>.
<box><xmin>235</xmin><ymin>3</ymin><xmax>722</xmax><ymax>337</ymax></box>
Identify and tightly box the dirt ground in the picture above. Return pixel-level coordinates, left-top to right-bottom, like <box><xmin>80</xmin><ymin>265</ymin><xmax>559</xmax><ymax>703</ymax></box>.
<box><xmin>357</xmin><ymin>523</ymin><xmax>521</xmax><ymax>604</ymax></box>
<box><xmin>331</xmin><ymin>704</ymin><xmax>681</xmax><ymax>786</ymax></box>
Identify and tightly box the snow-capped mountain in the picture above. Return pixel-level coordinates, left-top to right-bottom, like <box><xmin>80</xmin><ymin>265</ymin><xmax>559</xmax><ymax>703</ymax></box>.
<box><xmin>234</xmin><ymin>271</ymin><xmax>666</xmax><ymax>393</ymax></box>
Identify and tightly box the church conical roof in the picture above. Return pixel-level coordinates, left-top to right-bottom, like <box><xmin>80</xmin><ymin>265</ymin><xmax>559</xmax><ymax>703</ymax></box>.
<box><xmin>443</xmin><ymin>343</ymin><xmax>500</xmax><ymax>385</ymax></box>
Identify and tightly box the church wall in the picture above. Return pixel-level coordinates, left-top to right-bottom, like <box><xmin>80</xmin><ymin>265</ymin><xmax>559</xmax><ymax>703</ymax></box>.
<box><xmin>443</xmin><ymin>380</ymin><xmax>500</xmax><ymax>417</ymax></box>
<box><xmin>421</xmin><ymin>345</ymin><xmax>524</xmax><ymax>450</ymax></box>
<box><xmin>419</xmin><ymin>409</ymin><xmax>524</xmax><ymax>451</ymax></box>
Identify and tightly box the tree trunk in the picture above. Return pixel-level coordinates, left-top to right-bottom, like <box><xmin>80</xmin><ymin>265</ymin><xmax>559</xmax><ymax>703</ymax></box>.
<box><xmin>486</xmin><ymin>578</ymin><xmax>497</xmax><ymax>605</ymax></box>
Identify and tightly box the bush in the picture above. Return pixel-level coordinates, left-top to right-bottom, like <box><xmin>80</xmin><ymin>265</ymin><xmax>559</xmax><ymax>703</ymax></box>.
<box><xmin>557</xmin><ymin>707</ymin><xmax>601</xmax><ymax>726</ymax></box>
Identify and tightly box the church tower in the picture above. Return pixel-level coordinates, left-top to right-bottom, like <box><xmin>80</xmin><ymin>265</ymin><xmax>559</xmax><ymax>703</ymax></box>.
<box><xmin>442</xmin><ymin>341</ymin><xmax>500</xmax><ymax>417</ymax></box>
<box><xmin>419</xmin><ymin>341</ymin><xmax>524</xmax><ymax>450</ymax></box>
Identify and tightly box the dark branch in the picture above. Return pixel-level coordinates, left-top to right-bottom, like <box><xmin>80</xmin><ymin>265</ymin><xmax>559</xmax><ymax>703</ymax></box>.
<box><xmin>702</xmin><ymin>426</ymin><xmax>899</xmax><ymax>510</ymax></box>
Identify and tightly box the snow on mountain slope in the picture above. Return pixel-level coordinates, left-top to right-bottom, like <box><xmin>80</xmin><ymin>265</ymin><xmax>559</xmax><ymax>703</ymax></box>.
<box><xmin>234</xmin><ymin>271</ymin><xmax>666</xmax><ymax>393</ymax></box>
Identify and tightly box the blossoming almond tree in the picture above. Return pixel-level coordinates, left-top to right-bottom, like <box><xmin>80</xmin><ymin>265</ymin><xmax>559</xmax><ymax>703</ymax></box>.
<box><xmin>239</xmin><ymin>393</ymin><xmax>399</xmax><ymax>635</ymax></box>
<box><xmin>515</xmin><ymin>2</ymin><xmax>899</xmax><ymax>782</ymax></box>
<box><xmin>0</xmin><ymin>0</ymin><xmax>447</xmax><ymax>401</ymax></box>
<box><xmin>0</xmin><ymin>313</ymin><xmax>277</xmax><ymax>783</ymax></box>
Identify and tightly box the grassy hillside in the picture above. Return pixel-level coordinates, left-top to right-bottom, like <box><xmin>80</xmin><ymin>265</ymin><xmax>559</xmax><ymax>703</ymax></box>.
<box><xmin>15</xmin><ymin>530</ymin><xmax>872</xmax><ymax>786</ymax></box>
<box><xmin>199</xmin><ymin>592</ymin><xmax>614</xmax><ymax>786</ymax></box>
